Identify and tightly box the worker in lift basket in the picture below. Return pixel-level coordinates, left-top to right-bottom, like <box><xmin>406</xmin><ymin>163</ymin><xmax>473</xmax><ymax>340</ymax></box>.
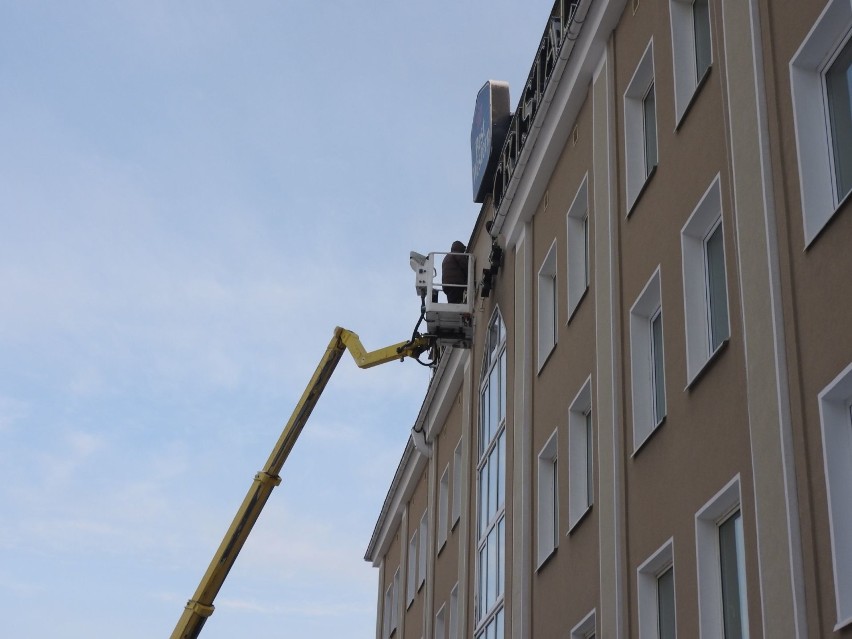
<box><xmin>441</xmin><ymin>241</ymin><xmax>468</xmax><ymax>304</ymax></box>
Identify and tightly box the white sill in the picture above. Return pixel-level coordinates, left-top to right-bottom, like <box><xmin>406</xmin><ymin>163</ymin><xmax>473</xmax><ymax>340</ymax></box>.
<box><xmin>627</xmin><ymin>164</ymin><xmax>658</xmax><ymax>217</ymax></box>
<box><xmin>835</xmin><ymin>614</ymin><xmax>852</xmax><ymax>631</ymax></box>
<box><xmin>804</xmin><ymin>185</ymin><xmax>852</xmax><ymax>249</ymax></box>
<box><xmin>567</xmin><ymin>504</ymin><xmax>593</xmax><ymax>534</ymax></box>
<box><xmin>535</xmin><ymin>545</ymin><xmax>558</xmax><ymax>572</ymax></box>
<box><xmin>567</xmin><ymin>287</ymin><xmax>589</xmax><ymax>324</ymax></box>
<box><xmin>685</xmin><ymin>338</ymin><xmax>729</xmax><ymax>390</ymax></box>
<box><xmin>675</xmin><ymin>65</ymin><xmax>712</xmax><ymax>131</ymax></box>
<box><xmin>631</xmin><ymin>416</ymin><xmax>666</xmax><ymax>458</ymax></box>
<box><xmin>537</xmin><ymin>341</ymin><xmax>557</xmax><ymax>375</ymax></box>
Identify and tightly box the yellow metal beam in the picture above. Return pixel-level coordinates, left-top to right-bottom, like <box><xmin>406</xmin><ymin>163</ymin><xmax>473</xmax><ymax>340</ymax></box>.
<box><xmin>337</xmin><ymin>327</ymin><xmax>429</xmax><ymax>368</ymax></box>
<box><xmin>170</xmin><ymin>326</ymin><xmax>431</xmax><ymax>639</ymax></box>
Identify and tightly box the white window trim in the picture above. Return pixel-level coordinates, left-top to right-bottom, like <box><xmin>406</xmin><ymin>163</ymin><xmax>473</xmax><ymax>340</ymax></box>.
<box><xmin>438</xmin><ymin>464</ymin><xmax>450</xmax><ymax>552</ymax></box>
<box><xmin>637</xmin><ymin>538</ymin><xmax>676</xmax><ymax>639</ymax></box>
<box><xmin>407</xmin><ymin>529</ymin><xmax>418</xmax><ymax>607</ymax></box>
<box><xmin>695</xmin><ymin>475</ymin><xmax>749</xmax><ymax>639</ymax></box>
<box><xmin>570</xmin><ymin>609</ymin><xmax>597</xmax><ymax>639</ymax></box>
<box><xmin>790</xmin><ymin>0</ymin><xmax>852</xmax><ymax>245</ymax></box>
<box><xmin>624</xmin><ymin>39</ymin><xmax>657</xmax><ymax>214</ymax></box>
<box><xmin>537</xmin><ymin>240</ymin><xmax>559</xmax><ymax>370</ymax></box>
<box><xmin>435</xmin><ymin>602</ymin><xmax>447</xmax><ymax>639</ymax></box>
<box><xmin>452</xmin><ymin>439</ymin><xmax>463</xmax><ymax>529</ymax></box>
<box><xmin>670</xmin><ymin>0</ymin><xmax>712</xmax><ymax>125</ymax></box>
<box><xmin>388</xmin><ymin>566</ymin><xmax>400</xmax><ymax>636</ymax></box>
<box><xmin>418</xmin><ymin>511</ymin><xmax>428</xmax><ymax>590</ymax></box>
<box><xmin>818</xmin><ymin>361</ymin><xmax>852</xmax><ymax>630</ymax></box>
<box><xmin>536</xmin><ymin>429</ymin><xmax>559</xmax><ymax>568</ymax></box>
<box><xmin>567</xmin><ymin>175</ymin><xmax>590</xmax><ymax>319</ymax></box>
<box><xmin>630</xmin><ymin>267</ymin><xmax>666</xmax><ymax>452</ymax></box>
<box><xmin>384</xmin><ymin>579</ymin><xmax>393</xmax><ymax>638</ymax></box>
<box><xmin>449</xmin><ymin>583</ymin><xmax>460</xmax><ymax>639</ymax></box>
<box><xmin>681</xmin><ymin>174</ymin><xmax>729</xmax><ymax>385</ymax></box>
<box><xmin>568</xmin><ymin>376</ymin><xmax>593</xmax><ymax>530</ymax></box>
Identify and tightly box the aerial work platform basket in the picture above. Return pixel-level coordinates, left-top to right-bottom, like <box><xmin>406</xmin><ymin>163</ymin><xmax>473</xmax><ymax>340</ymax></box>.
<box><xmin>410</xmin><ymin>251</ymin><xmax>475</xmax><ymax>349</ymax></box>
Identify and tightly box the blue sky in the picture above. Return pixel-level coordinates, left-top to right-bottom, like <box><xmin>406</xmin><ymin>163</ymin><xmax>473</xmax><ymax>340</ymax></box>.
<box><xmin>0</xmin><ymin>2</ymin><xmax>552</xmax><ymax>636</ymax></box>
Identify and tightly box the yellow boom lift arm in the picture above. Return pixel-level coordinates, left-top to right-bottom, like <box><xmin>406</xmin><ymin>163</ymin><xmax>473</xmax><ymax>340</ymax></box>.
<box><xmin>170</xmin><ymin>327</ymin><xmax>430</xmax><ymax>639</ymax></box>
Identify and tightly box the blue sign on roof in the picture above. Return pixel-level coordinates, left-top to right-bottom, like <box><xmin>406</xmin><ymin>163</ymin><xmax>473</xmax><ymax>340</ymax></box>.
<box><xmin>471</xmin><ymin>81</ymin><xmax>510</xmax><ymax>204</ymax></box>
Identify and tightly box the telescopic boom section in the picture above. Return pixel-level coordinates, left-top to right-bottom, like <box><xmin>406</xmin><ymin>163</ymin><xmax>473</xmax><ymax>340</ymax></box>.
<box><xmin>170</xmin><ymin>327</ymin><xmax>430</xmax><ymax>639</ymax></box>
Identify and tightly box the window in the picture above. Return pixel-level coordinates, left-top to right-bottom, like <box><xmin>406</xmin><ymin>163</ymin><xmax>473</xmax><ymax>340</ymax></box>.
<box><xmin>452</xmin><ymin>440</ymin><xmax>463</xmax><ymax>528</ymax></box>
<box><xmin>818</xmin><ymin>362</ymin><xmax>852</xmax><ymax>629</ymax></box>
<box><xmin>407</xmin><ymin>530</ymin><xmax>418</xmax><ymax>607</ymax></box>
<box><xmin>537</xmin><ymin>430</ymin><xmax>559</xmax><ymax>567</ymax></box>
<box><xmin>538</xmin><ymin>241</ymin><xmax>558</xmax><ymax>369</ymax></box>
<box><xmin>384</xmin><ymin>581</ymin><xmax>393</xmax><ymax>638</ymax></box>
<box><xmin>681</xmin><ymin>176</ymin><xmax>729</xmax><ymax>383</ymax></box>
<box><xmin>696</xmin><ymin>476</ymin><xmax>749</xmax><ymax>639</ymax></box>
<box><xmin>625</xmin><ymin>40</ymin><xmax>657</xmax><ymax>212</ymax></box>
<box><xmin>449</xmin><ymin>583</ymin><xmax>459</xmax><ymax>639</ymax></box>
<box><xmin>435</xmin><ymin>603</ymin><xmax>447</xmax><ymax>639</ymax></box>
<box><xmin>670</xmin><ymin>0</ymin><xmax>712</xmax><ymax>123</ymax></box>
<box><xmin>571</xmin><ymin>609</ymin><xmax>597</xmax><ymax>639</ymax></box>
<box><xmin>567</xmin><ymin>176</ymin><xmax>591</xmax><ymax>318</ymax></box>
<box><xmin>693</xmin><ymin>0</ymin><xmax>711</xmax><ymax>79</ymax></box>
<box><xmin>438</xmin><ymin>465</ymin><xmax>450</xmax><ymax>552</ymax></box>
<box><xmin>568</xmin><ymin>376</ymin><xmax>593</xmax><ymax>529</ymax></box>
<box><xmin>658</xmin><ymin>567</ymin><xmax>677</xmax><ymax>639</ymax></box>
<box><xmin>637</xmin><ymin>539</ymin><xmax>676</xmax><ymax>639</ymax></box>
<box><xmin>826</xmin><ymin>38</ymin><xmax>852</xmax><ymax>202</ymax></box>
<box><xmin>651</xmin><ymin>310</ymin><xmax>666</xmax><ymax>425</ymax></box>
<box><xmin>643</xmin><ymin>82</ymin><xmax>658</xmax><ymax>173</ymax></box>
<box><xmin>384</xmin><ymin>567</ymin><xmax>400</xmax><ymax>637</ymax></box>
<box><xmin>790</xmin><ymin>1</ymin><xmax>852</xmax><ymax>244</ymax></box>
<box><xmin>476</xmin><ymin>311</ymin><xmax>507</xmax><ymax>638</ymax></box>
<box><xmin>630</xmin><ymin>268</ymin><xmax>666</xmax><ymax>451</ymax></box>
<box><xmin>418</xmin><ymin>512</ymin><xmax>428</xmax><ymax>590</ymax></box>
<box><xmin>719</xmin><ymin>511</ymin><xmax>748</xmax><ymax>639</ymax></box>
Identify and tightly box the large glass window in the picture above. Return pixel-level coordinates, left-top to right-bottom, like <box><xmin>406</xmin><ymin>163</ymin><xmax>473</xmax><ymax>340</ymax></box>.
<box><xmin>643</xmin><ymin>81</ymin><xmax>658</xmax><ymax>176</ymax></box>
<box><xmin>790</xmin><ymin>1</ymin><xmax>852</xmax><ymax>244</ymax></box>
<box><xmin>705</xmin><ymin>220</ymin><xmax>729</xmax><ymax>352</ymax></box>
<box><xmin>438</xmin><ymin>465</ymin><xmax>450</xmax><ymax>551</ymax></box>
<box><xmin>624</xmin><ymin>40</ymin><xmax>657</xmax><ymax>212</ymax></box>
<box><xmin>477</xmin><ymin>311</ymin><xmax>507</xmax><ymax>638</ymax></box>
<box><xmin>719</xmin><ymin>511</ymin><xmax>748</xmax><ymax>639</ymax></box>
<box><xmin>568</xmin><ymin>377</ymin><xmax>593</xmax><ymax>529</ymax></box>
<box><xmin>657</xmin><ymin>566</ymin><xmax>676</xmax><ymax>639</ymax></box>
<box><xmin>567</xmin><ymin>176</ymin><xmax>591</xmax><ymax>318</ymax></box>
<box><xmin>671</xmin><ymin>0</ymin><xmax>713</xmax><ymax>123</ymax></box>
<box><xmin>682</xmin><ymin>176</ymin><xmax>729</xmax><ymax>384</ymax></box>
<box><xmin>695</xmin><ymin>478</ymin><xmax>749</xmax><ymax>638</ymax></box>
<box><xmin>693</xmin><ymin>0</ymin><xmax>711</xmax><ymax>79</ymax></box>
<box><xmin>826</xmin><ymin>37</ymin><xmax>852</xmax><ymax>202</ymax></box>
<box><xmin>637</xmin><ymin>539</ymin><xmax>675</xmax><ymax>639</ymax></box>
<box><xmin>407</xmin><ymin>530</ymin><xmax>417</xmax><ymax>606</ymax></box>
<box><xmin>818</xmin><ymin>362</ymin><xmax>852</xmax><ymax>626</ymax></box>
<box><xmin>651</xmin><ymin>308</ymin><xmax>667</xmax><ymax>426</ymax></box>
<box><xmin>538</xmin><ymin>242</ymin><xmax>558</xmax><ymax>368</ymax></box>
<box><xmin>537</xmin><ymin>430</ymin><xmax>559</xmax><ymax>566</ymax></box>
<box><xmin>585</xmin><ymin>409</ymin><xmax>594</xmax><ymax>508</ymax></box>
<box><xmin>630</xmin><ymin>268</ymin><xmax>666</xmax><ymax>450</ymax></box>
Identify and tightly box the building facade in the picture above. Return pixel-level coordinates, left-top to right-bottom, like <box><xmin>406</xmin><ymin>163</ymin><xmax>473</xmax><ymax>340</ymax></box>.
<box><xmin>364</xmin><ymin>0</ymin><xmax>852</xmax><ymax>637</ymax></box>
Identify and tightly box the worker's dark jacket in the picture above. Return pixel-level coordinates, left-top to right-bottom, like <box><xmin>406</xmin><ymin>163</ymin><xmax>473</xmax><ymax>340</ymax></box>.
<box><xmin>442</xmin><ymin>253</ymin><xmax>468</xmax><ymax>303</ymax></box>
